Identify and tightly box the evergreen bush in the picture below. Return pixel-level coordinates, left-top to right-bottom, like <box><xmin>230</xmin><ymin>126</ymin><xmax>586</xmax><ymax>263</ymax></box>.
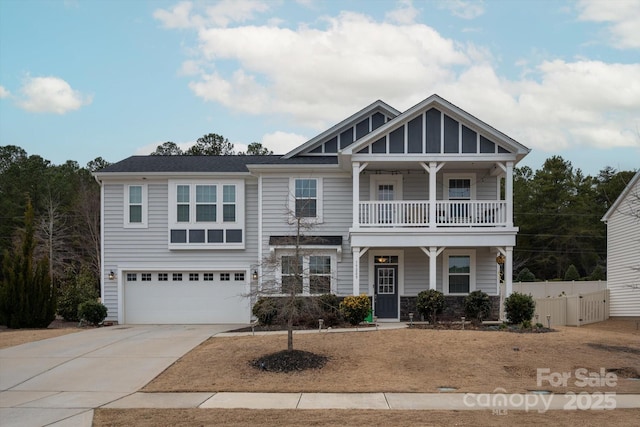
<box><xmin>464</xmin><ymin>290</ymin><xmax>492</xmax><ymax>323</ymax></box>
<box><xmin>515</xmin><ymin>267</ymin><xmax>536</xmax><ymax>282</ymax></box>
<box><xmin>415</xmin><ymin>289</ymin><xmax>445</xmax><ymax>323</ymax></box>
<box><xmin>504</xmin><ymin>292</ymin><xmax>536</xmax><ymax>325</ymax></box>
<box><xmin>0</xmin><ymin>199</ymin><xmax>56</xmax><ymax>328</ymax></box>
<box><xmin>78</xmin><ymin>300</ymin><xmax>107</xmax><ymax>326</ymax></box>
<box><xmin>564</xmin><ymin>264</ymin><xmax>580</xmax><ymax>281</ymax></box>
<box><xmin>57</xmin><ymin>268</ymin><xmax>99</xmax><ymax>321</ymax></box>
<box><xmin>252</xmin><ymin>297</ymin><xmax>279</xmax><ymax>325</ymax></box>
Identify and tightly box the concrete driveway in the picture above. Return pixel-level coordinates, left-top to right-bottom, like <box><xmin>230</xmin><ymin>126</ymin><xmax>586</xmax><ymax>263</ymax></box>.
<box><xmin>0</xmin><ymin>324</ymin><xmax>240</xmax><ymax>427</ymax></box>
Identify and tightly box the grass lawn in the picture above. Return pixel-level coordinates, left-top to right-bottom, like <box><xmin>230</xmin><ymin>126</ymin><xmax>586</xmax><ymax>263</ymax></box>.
<box><xmin>4</xmin><ymin>318</ymin><xmax>638</xmax><ymax>425</ymax></box>
<box><xmin>94</xmin><ymin>319</ymin><xmax>640</xmax><ymax>426</ymax></box>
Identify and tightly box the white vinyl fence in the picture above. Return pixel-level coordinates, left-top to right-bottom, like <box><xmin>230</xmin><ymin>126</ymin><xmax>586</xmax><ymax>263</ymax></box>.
<box><xmin>513</xmin><ymin>280</ymin><xmax>606</xmax><ymax>299</ymax></box>
<box><xmin>532</xmin><ymin>289</ymin><xmax>610</xmax><ymax>327</ymax></box>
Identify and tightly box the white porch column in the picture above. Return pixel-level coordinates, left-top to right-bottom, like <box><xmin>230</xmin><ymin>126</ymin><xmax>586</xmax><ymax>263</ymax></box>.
<box><xmin>421</xmin><ymin>246</ymin><xmax>443</xmax><ymax>291</ymax></box>
<box><xmin>352</xmin><ymin>162</ymin><xmax>360</xmax><ymax>229</ymax></box>
<box><xmin>429</xmin><ymin>247</ymin><xmax>438</xmax><ymax>290</ymax></box>
<box><xmin>505</xmin><ymin>246</ymin><xmax>513</xmax><ymax>297</ymax></box>
<box><xmin>352</xmin><ymin>247</ymin><xmax>359</xmax><ymax>295</ymax></box>
<box><xmin>429</xmin><ymin>162</ymin><xmax>437</xmax><ymax>228</ymax></box>
<box><xmin>506</xmin><ymin>161</ymin><xmax>514</xmax><ymax>227</ymax></box>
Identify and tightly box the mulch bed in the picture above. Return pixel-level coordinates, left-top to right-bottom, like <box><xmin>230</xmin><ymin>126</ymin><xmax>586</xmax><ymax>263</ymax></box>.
<box><xmin>251</xmin><ymin>349</ymin><xmax>328</xmax><ymax>372</ymax></box>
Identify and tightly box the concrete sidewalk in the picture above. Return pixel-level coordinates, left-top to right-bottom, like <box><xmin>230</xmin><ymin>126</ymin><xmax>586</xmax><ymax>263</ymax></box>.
<box><xmin>104</xmin><ymin>391</ymin><xmax>640</xmax><ymax>411</ymax></box>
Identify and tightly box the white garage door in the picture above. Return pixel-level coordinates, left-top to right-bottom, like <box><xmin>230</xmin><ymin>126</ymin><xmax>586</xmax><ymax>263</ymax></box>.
<box><xmin>123</xmin><ymin>271</ymin><xmax>250</xmax><ymax>324</ymax></box>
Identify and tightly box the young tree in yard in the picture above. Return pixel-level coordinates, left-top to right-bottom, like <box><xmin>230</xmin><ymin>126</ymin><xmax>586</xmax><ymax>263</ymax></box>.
<box><xmin>0</xmin><ymin>198</ymin><xmax>56</xmax><ymax>328</ymax></box>
<box><xmin>253</xmin><ymin>193</ymin><xmax>332</xmax><ymax>352</ymax></box>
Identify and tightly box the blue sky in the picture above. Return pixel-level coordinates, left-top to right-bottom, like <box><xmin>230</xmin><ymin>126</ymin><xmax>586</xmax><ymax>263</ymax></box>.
<box><xmin>0</xmin><ymin>0</ymin><xmax>638</xmax><ymax>175</ymax></box>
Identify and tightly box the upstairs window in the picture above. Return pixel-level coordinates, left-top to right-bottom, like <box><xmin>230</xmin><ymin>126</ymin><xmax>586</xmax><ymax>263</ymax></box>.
<box><xmin>177</xmin><ymin>185</ymin><xmax>190</xmax><ymax>222</ymax></box>
<box><xmin>223</xmin><ymin>185</ymin><xmax>236</xmax><ymax>222</ymax></box>
<box><xmin>125</xmin><ymin>184</ymin><xmax>147</xmax><ymax>228</ymax></box>
<box><xmin>196</xmin><ymin>185</ymin><xmax>216</xmax><ymax>222</ymax></box>
<box><xmin>290</xmin><ymin>178</ymin><xmax>323</xmax><ymax>222</ymax></box>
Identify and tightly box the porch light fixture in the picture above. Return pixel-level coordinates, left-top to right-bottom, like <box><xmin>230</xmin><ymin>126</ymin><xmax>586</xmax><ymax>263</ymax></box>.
<box><xmin>108</xmin><ymin>270</ymin><xmax>115</xmax><ymax>280</ymax></box>
<box><xmin>496</xmin><ymin>254</ymin><xmax>506</xmax><ymax>265</ymax></box>
<box><xmin>252</xmin><ymin>270</ymin><xmax>258</xmax><ymax>280</ymax></box>
<box><xmin>377</xmin><ymin>256</ymin><xmax>387</xmax><ymax>263</ymax></box>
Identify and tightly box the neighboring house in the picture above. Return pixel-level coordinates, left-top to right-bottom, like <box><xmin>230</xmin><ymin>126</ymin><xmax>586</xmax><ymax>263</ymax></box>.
<box><xmin>601</xmin><ymin>171</ymin><xmax>640</xmax><ymax>317</ymax></box>
<box><xmin>94</xmin><ymin>94</ymin><xmax>530</xmax><ymax>324</ymax></box>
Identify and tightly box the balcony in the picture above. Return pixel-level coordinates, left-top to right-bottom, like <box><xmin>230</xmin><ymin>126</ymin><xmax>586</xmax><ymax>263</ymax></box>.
<box><xmin>357</xmin><ymin>200</ymin><xmax>508</xmax><ymax>228</ymax></box>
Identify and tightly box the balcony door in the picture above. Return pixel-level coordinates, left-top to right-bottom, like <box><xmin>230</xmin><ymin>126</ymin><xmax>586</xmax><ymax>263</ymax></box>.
<box><xmin>370</xmin><ymin>175</ymin><xmax>403</xmax><ymax>225</ymax></box>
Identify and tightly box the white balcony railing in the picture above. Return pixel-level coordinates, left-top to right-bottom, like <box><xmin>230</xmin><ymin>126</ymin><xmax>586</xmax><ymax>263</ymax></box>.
<box><xmin>358</xmin><ymin>200</ymin><xmax>508</xmax><ymax>227</ymax></box>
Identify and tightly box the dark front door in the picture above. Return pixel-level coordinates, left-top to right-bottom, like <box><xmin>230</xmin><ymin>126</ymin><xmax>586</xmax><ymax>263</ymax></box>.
<box><xmin>375</xmin><ymin>264</ymin><xmax>398</xmax><ymax>319</ymax></box>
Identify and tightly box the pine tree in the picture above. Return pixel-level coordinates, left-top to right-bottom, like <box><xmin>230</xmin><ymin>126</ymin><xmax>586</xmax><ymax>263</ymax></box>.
<box><xmin>0</xmin><ymin>198</ymin><xmax>56</xmax><ymax>328</ymax></box>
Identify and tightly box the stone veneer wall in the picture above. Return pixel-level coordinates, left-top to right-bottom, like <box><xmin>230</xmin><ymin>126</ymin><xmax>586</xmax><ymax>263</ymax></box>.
<box><xmin>400</xmin><ymin>295</ymin><xmax>501</xmax><ymax>322</ymax></box>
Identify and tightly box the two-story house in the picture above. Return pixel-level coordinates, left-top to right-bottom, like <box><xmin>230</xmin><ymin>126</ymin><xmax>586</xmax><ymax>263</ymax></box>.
<box><xmin>94</xmin><ymin>94</ymin><xmax>530</xmax><ymax>324</ymax></box>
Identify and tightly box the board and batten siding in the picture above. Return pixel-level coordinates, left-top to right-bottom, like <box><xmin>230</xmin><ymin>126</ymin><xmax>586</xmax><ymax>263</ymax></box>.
<box><xmin>605</xmin><ymin>177</ymin><xmax>640</xmax><ymax>317</ymax></box>
<box><xmin>260</xmin><ymin>174</ymin><xmax>353</xmax><ymax>295</ymax></box>
<box><xmin>102</xmin><ymin>178</ymin><xmax>260</xmax><ymax>321</ymax></box>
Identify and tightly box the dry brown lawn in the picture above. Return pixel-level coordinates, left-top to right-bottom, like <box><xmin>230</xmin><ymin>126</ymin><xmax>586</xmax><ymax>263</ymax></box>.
<box><xmin>93</xmin><ymin>408</ymin><xmax>640</xmax><ymax>427</ymax></box>
<box><xmin>144</xmin><ymin>319</ymin><xmax>640</xmax><ymax>394</ymax></box>
<box><xmin>4</xmin><ymin>318</ymin><xmax>638</xmax><ymax>425</ymax></box>
<box><xmin>0</xmin><ymin>321</ymin><xmax>80</xmax><ymax>349</ymax></box>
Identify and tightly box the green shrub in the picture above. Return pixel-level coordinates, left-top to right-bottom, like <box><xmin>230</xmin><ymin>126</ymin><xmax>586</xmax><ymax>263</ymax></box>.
<box><xmin>515</xmin><ymin>267</ymin><xmax>536</xmax><ymax>282</ymax></box>
<box><xmin>315</xmin><ymin>294</ymin><xmax>342</xmax><ymax>327</ymax></box>
<box><xmin>78</xmin><ymin>300</ymin><xmax>107</xmax><ymax>326</ymax></box>
<box><xmin>57</xmin><ymin>268</ymin><xmax>99</xmax><ymax>321</ymax></box>
<box><xmin>521</xmin><ymin>319</ymin><xmax>532</xmax><ymax>329</ymax></box>
<box><xmin>339</xmin><ymin>294</ymin><xmax>371</xmax><ymax>326</ymax></box>
<box><xmin>464</xmin><ymin>290</ymin><xmax>492</xmax><ymax>323</ymax></box>
<box><xmin>252</xmin><ymin>297</ymin><xmax>279</xmax><ymax>325</ymax></box>
<box><xmin>504</xmin><ymin>292</ymin><xmax>535</xmax><ymax>325</ymax></box>
<box><xmin>589</xmin><ymin>265</ymin><xmax>606</xmax><ymax>281</ymax></box>
<box><xmin>564</xmin><ymin>264</ymin><xmax>580</xmax><ymax>281</ymax></box>
<box><xmin>416</xmin><ymin>289</ymin><xmax>445</xmax><ymax>323</ymax></box>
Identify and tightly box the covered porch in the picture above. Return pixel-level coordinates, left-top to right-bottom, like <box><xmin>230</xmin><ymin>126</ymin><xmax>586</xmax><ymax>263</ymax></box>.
<box><xmin>349</xmin><ymin>242</ymin><xmax>514</xmax><ymax>322</ymax></box>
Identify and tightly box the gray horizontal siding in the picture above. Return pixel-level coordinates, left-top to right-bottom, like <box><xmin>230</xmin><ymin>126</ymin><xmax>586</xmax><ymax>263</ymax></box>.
<box><xmin>103</xmin><ymin>178</ymin><xmax>260</xmax><ymax>320</ymax></box>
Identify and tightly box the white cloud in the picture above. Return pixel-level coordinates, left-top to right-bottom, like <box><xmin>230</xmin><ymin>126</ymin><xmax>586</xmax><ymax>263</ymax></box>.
<box><xmin>577</xmin><ymin>0</ymin><xmax>640</xmax><ymax>49</ymax></box>
<box><xmin>154</xmin><ymin>0</ymin><xmax>270</xmax><ymax>29</ymax></box>
<box><xmin>17</xmin><ymin>76</ymin><xmax>92</xmax><ymax>114</ymax></box>
<box><xmin>385</xmin><ymin>0</ymin><xmax>419</xmax><ymax>24</ymax></box>
<box><xmin>438</xmin><ymin>0</ymin><xmax>485</xmax><ymax>20</ymax></box>
<box><xmin>0</xmin><ymin>85</ymin><xmax>10</xmax><ymax>98</ymax></box>
<box><xmin>437</xmin><ymin>60</ymin><xmax>640</xmax><ymax>151</ymax></box>
<box><xmin>156</xmin><ymin>2</ymin><xmax>639</xmax><ymax>154</ymax></box>
<box><xmin>261</xmin><ymin>131</ymin><xmax>308</xmax><ymax>154</ymax></box>
<box><xmin>177</xmin><ymin>10</ymin><xmax>471</xmax><ymax>128</ymax></box>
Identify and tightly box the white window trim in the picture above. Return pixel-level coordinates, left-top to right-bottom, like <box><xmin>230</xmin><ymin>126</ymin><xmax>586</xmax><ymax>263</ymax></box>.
<box><xmin>369</xmin><ymin>174</ymin><xmax>403</xmax><ymax>201</ymax></box>
<box><xmin>168</xmin><ymin>179</ymin><xmax>245</xmax><ymax>249</ymax></box>
<box><xmin>443</xmin><ymin>173</ymin><xmax>476</xmax><ymax>200</ymax></box>
<box><xmin>124</xmin><ymin>184</ymin><xmax>148</xmax><ymax>228</ymax></box>
<box><xmin>275</xmin><ymin>250</ymin><xmax>337</xmax><ymax>296</ymax></box>
<box><xmin>289</xmin><ymin>177</ymin><xmax>323</xmax><ymax>223</ymax></box>
<box><xmin>442</xmin><ymin>249</ymin><xmax>476</xmax><ymax>295</ymax></box>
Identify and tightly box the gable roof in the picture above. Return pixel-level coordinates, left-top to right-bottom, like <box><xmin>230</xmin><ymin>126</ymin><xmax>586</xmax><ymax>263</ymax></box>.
<box><xmin>283</xmin><ymin>100</ymin><xmax>401</xmax><ymax>158</ymax></box>
<box><xmin>602</xmin><ymin>171</ymin><xmax>640</xmax><ymax>222</ymax></box>
<box><xmin>94</xmin><ymin>155</ymin><xmax>337</xmax><ymax>176</ymax></box>
<box><xmin>341</xmin><ymin>94</ymin><xmax>530</xmax><ymax>160</ymax></box>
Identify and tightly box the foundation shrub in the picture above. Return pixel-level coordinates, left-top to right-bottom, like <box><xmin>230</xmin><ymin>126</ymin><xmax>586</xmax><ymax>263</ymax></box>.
<box><xmin>416</xmin><ymin>289</ymin><xmax>445</xmax><ymax>323</ymax></box>
<box><xmin>504</xmin><ymin>292</ymin><xmax>536</xmax><ymax>325</ymax></box>
<box><xmin>339</xmin><ymin>294</ymin><xmax>371</xmax><ymax>326</ymax></box>
<box><xmin>464</xmin><ymin>290</ymin><xmax>492</xmax><ymax>324</ymax></box>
